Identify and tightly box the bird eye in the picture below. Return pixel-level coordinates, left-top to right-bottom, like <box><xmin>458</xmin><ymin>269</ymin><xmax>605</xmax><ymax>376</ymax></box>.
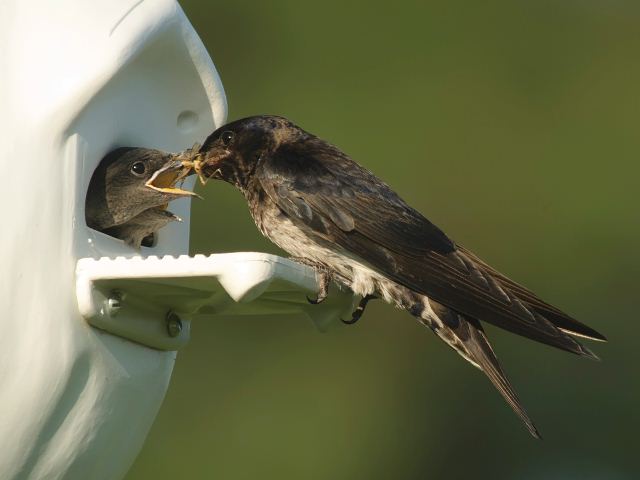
<box><xmin>131</xmin><ymin>161</ymin><xmax>146</xmax><ymax>176</ymax></box>
<box><xmin>220</xmin><ymin>130</ymin><xmax>235</xmax><ymax>146</ymax></box>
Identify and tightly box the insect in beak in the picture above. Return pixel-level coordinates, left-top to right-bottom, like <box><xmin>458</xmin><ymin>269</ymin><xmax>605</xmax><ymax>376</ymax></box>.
<box><xmin>172</xmin><ymin>143</ymin><xmax>210</xmax><ymax>185</ymax></box>
<box><xmin>180</xmin><ymin>153</ymin><xmax>208</xmax><ymax>186</ymax></box>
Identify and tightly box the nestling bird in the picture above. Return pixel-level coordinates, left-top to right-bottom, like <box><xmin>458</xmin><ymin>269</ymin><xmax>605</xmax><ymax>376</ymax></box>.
<box><xmin>85</xmin><ymin>147</ymin><xmax>196</xmax><ymax>248</ymax></box>
<box><xmin>178</xmin><ymin>115</ymin><xmax>606</xmax><ymax>438</ymax></box>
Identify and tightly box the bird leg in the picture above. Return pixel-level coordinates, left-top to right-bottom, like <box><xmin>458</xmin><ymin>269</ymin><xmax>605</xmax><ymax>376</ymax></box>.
<box><xmin>307</xmin><ymin>268</ymin><xmax>332</xmax><ymax>305</ymax></box>
<box><xmin>288</xmin><ymin>257</ymin><xmax>333</xmax><ymax>305</ymax></box>
<box><xmin>342</xmin><ymin>294</ymin><xmax>377</xmax><ymax>325</ymax></box>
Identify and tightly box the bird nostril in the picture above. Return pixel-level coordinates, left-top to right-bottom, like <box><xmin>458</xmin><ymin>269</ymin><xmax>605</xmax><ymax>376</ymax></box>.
<box><xmin>177</xmin><ymin>110</ymin><xmax>199</xmax><ymax>133</ymax></box>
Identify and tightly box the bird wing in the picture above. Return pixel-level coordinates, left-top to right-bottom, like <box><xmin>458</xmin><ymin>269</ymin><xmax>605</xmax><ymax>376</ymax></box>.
<box><xmin>256</xmin><ymin>140</ymin><xmax>604</xmax><ymax>356</ymax></box>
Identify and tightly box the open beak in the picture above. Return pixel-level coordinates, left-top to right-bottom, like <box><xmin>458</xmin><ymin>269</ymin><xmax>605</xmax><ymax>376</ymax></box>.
<box><xmin>145</xmin><ymin>143</ymin><xmax>213</xmax><ymax>197</ymax></box>
<box><xmin>145</xmin><ymin>156</ymin><xmax>200</xmax><ymax>197</ymax></box>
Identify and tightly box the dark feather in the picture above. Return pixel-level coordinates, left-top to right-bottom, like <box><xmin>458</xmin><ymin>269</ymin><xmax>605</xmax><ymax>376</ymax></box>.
<box><xmin>457</xmin><ymin>246</ymin><xmax>606</xmax><ymax>342</ymax></box>
<box><xmin>428</xmin><ymin>300</ymin><xmax>541</xmax><ymax>438</ymax></box>
<box><xmin>256</xmin><ymin>138</ymin><xmax>603</xmax><ymax>357</ymax></box>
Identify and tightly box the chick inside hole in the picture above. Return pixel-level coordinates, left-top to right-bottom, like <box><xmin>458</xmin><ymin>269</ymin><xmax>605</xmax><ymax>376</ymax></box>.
<box><xmin>85</xmin><ymin>147</ymin><xmax>189</xmax><ymax>249</ymax></box>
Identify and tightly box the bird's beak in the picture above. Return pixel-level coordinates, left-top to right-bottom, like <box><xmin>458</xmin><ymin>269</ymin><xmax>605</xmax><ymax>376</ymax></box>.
<box><xmin>146</xmin><ymin>143</ymin><xmax>213</xmax><ymax>196</ymax></box>
<box><xmin>145</xmin><ymin>156</ymin><xmax>200</xmax><ymax>197</ymax></box>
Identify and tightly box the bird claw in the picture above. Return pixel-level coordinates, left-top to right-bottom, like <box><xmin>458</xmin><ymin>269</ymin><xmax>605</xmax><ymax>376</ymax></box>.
<box><xmin>306</xmin><ymin>294</ymin><xmax>326</xmax><ymax>305</ymax></box>
<box><xmin>341</xmin><ymin>294</ymin><xmax>376</xmax><ymax>325</ymax></box>
<box><xmin>307</xmin><ymin>272</ymin><xmax>331</xmax><ymax>304</ymax></box>
<box><xmin>340</xmin><ymin>316</ymin><xmax>359</xmax><ymax>325</ymax></box>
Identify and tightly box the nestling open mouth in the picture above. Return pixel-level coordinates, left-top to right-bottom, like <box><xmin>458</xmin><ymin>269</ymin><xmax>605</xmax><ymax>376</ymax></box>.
<box><xmin>145</xmin><ymin>155</ymin><xmax>200</xmax><ymax>197</ymax></box>
<box><xmin>145</xmin><ymin>143</ymin><xmax>224</xmax><ymax>196</ymax></box>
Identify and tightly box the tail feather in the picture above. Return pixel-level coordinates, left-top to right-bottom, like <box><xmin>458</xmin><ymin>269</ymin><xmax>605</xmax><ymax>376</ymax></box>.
<box><xmin>425</xmin><ymin>300</ymin><xmax>542</xmax><ymax>439</ymax></box>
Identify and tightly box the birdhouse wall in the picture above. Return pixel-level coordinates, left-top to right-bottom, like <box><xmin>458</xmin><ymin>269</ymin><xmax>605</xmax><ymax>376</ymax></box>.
<box><xmin>0</xmin><ymin>1</ymin><xmax>226</xmax><ymax>479</ymax></box>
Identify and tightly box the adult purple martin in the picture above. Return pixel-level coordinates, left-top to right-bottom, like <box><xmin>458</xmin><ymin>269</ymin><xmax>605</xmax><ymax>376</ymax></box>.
<box><xmin>182</xmin><ymin>115</ymin><xmax>606</xmax><ymax>438</ymax></box>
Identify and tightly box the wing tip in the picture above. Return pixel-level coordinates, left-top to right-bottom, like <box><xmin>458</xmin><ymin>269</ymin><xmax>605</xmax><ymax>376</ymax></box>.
<box><xmin>559</xmin><ymin>327</ymin><xmax>607</xmax><ymax>343</ymax></box>
<box><xmin>578</xmin><ymin>344</ymin><xmax>601</xmax><ymax>362</ymax></box>
<box><xmin>556</xmin><ymin>332</ymin><xmax>602</xmax><ymax>361</ymax></box>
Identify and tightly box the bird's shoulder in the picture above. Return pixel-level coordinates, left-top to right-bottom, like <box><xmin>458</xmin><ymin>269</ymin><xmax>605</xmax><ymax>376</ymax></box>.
<box><xmin>260</xmin><ymin>136</ymin><xmax>389</xmax><ymax>193</ymax></box>
<box><xmin>255</xmin><ymin>135</ymin><xmax>455</xmax><ymax>256</ymax></box>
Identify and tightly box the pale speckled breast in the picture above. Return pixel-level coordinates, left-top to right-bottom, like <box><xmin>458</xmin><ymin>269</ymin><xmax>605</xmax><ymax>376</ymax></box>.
<box><xmin>242</xmin><ymin>184</ymin><xmax>419</xmax><ymax>308</ymax></box>
<box><xmin>247</xmin><ymin>186</ymin><xmax>330</xmax><ymax>260</ymax></box>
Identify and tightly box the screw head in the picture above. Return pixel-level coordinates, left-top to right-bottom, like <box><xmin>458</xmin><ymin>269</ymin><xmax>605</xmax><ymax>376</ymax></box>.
<box><xmin>106</xmin><ymin>290</ymin><xmax>124</xmax><ymax>316</ymax></box>
<box><xmin>166</xmin><ymin>311</ymin><xmax>182</xmax><ymax>338</ymax></box>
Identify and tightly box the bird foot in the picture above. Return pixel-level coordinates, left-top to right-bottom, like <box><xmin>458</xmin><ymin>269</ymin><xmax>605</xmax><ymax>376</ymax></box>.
<box><xmin>289</xmin><ymin>257</ymin><xmax>333</xmax><ymax>305</ymax></box>
<box><xmin>342</xmin><ymin>295</ymin><xmax>376</xmax><ymax>325</ymax></box>
<box><xmin>306</xmin><ymin>268</ymin><xmax>332</xmax><ymax>305</ymax></box>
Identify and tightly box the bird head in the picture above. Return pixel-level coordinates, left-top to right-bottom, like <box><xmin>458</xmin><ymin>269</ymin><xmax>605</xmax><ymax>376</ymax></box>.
<box><xmin>180</xmin><ymin>115</ymin><xmax>302</xmax><ymax>190</ymax></box>
<box><xmin>86</xmin><ymin>147</ymin><xmax>196</xmax><ymax>230</ymax></box>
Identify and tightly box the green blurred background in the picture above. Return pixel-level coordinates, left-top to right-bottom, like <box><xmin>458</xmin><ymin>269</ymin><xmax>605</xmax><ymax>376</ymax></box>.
<box><xmin>128</xmin><ymin>1</ymin><xmax>639</xmax><ymax>479</ymax></box>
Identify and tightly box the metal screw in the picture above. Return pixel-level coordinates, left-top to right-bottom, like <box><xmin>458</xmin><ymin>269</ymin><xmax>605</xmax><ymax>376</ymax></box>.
<box><xmin>106</xmin><ymin>290</ymin><xmax>124</xmax><ymax>317</ymax></box>
<box><xmin>166</xmin><ymin>311</ymin><xmax>182</xmax><ymax>338</ymax></box>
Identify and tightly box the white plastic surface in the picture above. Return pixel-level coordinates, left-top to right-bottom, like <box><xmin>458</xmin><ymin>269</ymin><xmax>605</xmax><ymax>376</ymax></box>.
<box><xmin>0</xmin><ymin>1</ymin><xmax>226</xmax><ymax>479</ymax></box>
<box><xmin>76</xmin><ymin>253</ymin><xmax>356</xmax><ymax>350</ymax></box>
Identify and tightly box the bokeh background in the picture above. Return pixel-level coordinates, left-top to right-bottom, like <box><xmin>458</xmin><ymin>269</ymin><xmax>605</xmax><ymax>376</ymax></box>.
<box><xmin>128</xmin><ymin>1</ymin><xmax>639</xmax><ymax>479</ymax></box>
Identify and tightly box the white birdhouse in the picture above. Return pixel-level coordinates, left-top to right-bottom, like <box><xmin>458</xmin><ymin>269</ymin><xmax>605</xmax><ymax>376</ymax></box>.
<box><xmin>0</xmin><ymin>1</ymin><xmax>354</xmax><ymax>479</ymax></box>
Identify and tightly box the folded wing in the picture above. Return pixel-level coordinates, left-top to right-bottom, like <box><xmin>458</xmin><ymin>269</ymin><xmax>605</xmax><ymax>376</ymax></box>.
<box><xmin>257</xmin><ymin>139</ymin><xmax>605</xmax><ymax>357</ymax></box>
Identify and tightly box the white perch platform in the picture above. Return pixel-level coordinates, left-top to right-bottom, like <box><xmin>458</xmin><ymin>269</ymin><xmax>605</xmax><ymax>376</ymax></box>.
<box><xmin>76</xmin><ymin>252</ymin><xmax>356</xmax><ymax>352</ymax></box>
